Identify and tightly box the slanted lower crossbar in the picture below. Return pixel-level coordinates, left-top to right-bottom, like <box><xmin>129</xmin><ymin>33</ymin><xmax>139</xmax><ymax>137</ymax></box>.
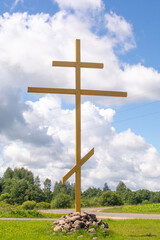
<box><xmin>62</xmin><ymin>148</ymin><xmax>94</xmax><ymax>184</ymax></box>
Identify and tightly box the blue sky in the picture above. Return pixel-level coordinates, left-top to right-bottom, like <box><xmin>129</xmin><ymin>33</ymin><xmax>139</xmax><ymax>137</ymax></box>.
<box><xmin>1</xmin><ymin>0</ymin><xmax>159</xmax><ymax>150</ymax></box>
<box><xmin>0</xmin><ymin>0</ymin><xmax>160</xmax><ymax>190</ymax></box>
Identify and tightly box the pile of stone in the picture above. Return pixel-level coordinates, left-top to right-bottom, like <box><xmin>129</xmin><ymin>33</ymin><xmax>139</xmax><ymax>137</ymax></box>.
<box><xmin>53</xmin><ymin>212</ymin><xmax>109</xmax><ymax>233</ymax></box>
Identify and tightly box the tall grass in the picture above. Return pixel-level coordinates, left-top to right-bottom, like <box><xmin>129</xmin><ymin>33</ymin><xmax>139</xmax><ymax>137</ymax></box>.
<box><xmin>0</xmin><ymin>202</ymin><xmax>63</xmax><ymax>218</ymax></box>
<box><xmin>103</xmin><ymin>203</ymin><xmax>160</xmax><ymax>214</ymax></box>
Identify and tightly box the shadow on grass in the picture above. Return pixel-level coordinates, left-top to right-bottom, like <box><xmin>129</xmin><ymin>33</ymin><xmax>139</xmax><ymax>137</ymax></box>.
<box><xmin>128</xmin><ymin>233</ymin><xmax>156</xmax><ymax>238</ymax></box>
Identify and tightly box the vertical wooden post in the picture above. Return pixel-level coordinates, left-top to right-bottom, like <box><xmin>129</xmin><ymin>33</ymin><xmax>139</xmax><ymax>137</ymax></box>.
<box><xmin>75</xmin><ymin>39</ymin><xmax>81</xmax><ymax>212</ymax></box>
<box><xmin>28</xmin><ymin>39</ymin><xmax>127</xmax><ymax>214</ymax></box>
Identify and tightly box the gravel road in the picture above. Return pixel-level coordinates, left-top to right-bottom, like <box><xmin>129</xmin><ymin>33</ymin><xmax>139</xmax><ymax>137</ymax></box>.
<box><xmin>1</xmin><ymin>207</ymin><xmax>160</xmax><ymax>220</ymax></box>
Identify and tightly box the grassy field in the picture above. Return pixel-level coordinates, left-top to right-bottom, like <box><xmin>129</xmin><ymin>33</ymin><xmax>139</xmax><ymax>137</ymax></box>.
<box><xmin>102</xmin><ymin>203</ymin><xmax>160</xmax><ymax>214</ymax></box>
<box><xmin>0</xmin><ymin>219</ymin><xmax>160</xmax><ymax>239</ymax></box>
<box><xmin>0</xmin><ymin>210</ymin><xmax>64</xmax><ymax>219</ymax></box>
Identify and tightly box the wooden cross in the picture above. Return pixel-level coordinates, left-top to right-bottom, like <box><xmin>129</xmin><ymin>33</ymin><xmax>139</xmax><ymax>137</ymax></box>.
<box><xmin>28</xmin><ymin>39</ymin><xmax>127</xmax><ymax>213</ymax></box>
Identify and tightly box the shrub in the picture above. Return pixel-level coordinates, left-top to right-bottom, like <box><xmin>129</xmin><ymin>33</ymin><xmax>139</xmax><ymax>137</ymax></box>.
<box><xmin>21</xmin><ymin>200</ymin><xmax>36</xmax><ymax>210</ymax></box>
<box><xmin>0</xmin><ymin>193</ymin><xmax>12</xmax><ymax>204</ymax></box>
<box><xmin>0</xmin><ymin>201</ymin><xmax>11</xmax><ymax>212</ymax></box>
<box><xmin>142</xmin><ymin>200</ymin><xmax>149</xmax><ymax>205</ymax></box>
<box><xmin>36</xmin><ymin>202</ymin><xmax>50</xmax><ymax>210</ymax></box>
<box><xmin>51</xmin><ymin>193</ymin><xmax>72</xmax><ymax>209</ymax></box>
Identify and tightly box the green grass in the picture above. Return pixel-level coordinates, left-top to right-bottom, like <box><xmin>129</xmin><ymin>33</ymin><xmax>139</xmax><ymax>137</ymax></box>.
<box><xmin>0</xmin><ymin>210</ymin><xmax>64</xmax><ymax>219</ymax></box>
<box><xmin>0</xmin><ymin>219</ymin><xmax>160</xmax><ymax>239</ymax></box>
<box><xmin>102</xmin><ymin>203</ymin><xmax>160</xmax><ymax>214</ymax></box>
<box><xmin>108</xmin><ymin>219</ymin><xmax>160</xmax><ymax>240</ymax></box>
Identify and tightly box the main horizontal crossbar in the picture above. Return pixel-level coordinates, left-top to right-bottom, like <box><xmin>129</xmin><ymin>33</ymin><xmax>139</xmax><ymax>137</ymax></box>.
<box><xmin>52</xmin><ymin>61</ymin><xmax>103</xmax><ymax>69</ymax></box>
<box><xmin>62</xmin><ymin>148</ymin><xmax>94</xmax><ymax>184</ymax></box>
<box><xmin>28</xmin><ymin>87</ymin><xmax>127</xmax><ymax>97</ymax></box>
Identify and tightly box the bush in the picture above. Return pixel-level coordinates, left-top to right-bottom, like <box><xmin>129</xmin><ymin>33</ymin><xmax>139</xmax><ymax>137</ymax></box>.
<box><xmin>51</xmin><ymin>193</ymin><xmax>72</xmax><ymax>209</ymax></box>
<box><xmin>142</xmin><ymin>200</ymin><xmax>149</xmax><ymax>205</ymax></box>
<box><xmin>36</xmin><ymin>202</ymin><xmax>50</xmax><ymax>210</ymax></box>
<box><xmin>0</xmin><ymin>201</ymin><xmax>11</xmax><ymax>212</ymax></box>
<box><xmin>21</xmin><ymin>200</ymin><xmax>36</xmax><ymax>210</ymax></box>
<box><xmin>0</xmin><ymin>193</ymin><xmax>12</xmax><ymax>204</ymax></box>
<box><xmin>100</xmin><ymin>191</ymin><xmax>123</xmax><ymax>206</ymax></box>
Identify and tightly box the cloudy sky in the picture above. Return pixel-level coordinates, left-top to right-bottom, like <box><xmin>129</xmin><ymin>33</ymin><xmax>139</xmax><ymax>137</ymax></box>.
<box><xmin>0</xmin><ymin>0</ymin><xmax>160</xmax><ymax>191</ymax></box>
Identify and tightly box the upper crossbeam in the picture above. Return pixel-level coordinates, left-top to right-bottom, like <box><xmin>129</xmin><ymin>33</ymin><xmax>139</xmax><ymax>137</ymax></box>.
<box><xmin>52</xmin><ymin>61</ymin><xmax>103</xmax><ymax>69</ymax></box>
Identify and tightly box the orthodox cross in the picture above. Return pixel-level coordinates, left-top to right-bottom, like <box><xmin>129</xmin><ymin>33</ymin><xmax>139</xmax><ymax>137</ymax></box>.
<box><xmin>28</xmin><ymin>39</ymin><xmax>127</xmax><ymax>213</ymax></box>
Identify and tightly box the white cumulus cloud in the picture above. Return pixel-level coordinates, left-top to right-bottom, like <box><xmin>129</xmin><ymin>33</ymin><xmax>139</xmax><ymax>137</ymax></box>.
<box><xmin>0</xmin><ymin>5</ymin><xmax>160</xmax><ymax>190</ymax></box>
<box><xmin>53</xmin><ymin>0</ymin><xmax>103</xmax><ymax>11</ymax></box>
<box><xmin>1</xmin><ymin>95</ymin><xmax>160</xmax><ymax>191</ymax></box>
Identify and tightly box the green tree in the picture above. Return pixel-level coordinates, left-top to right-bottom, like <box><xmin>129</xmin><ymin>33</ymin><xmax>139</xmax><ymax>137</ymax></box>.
<box><xmin>1</xmin><ymin>179</ymin><xmax>12</xmax><ymax>194</ymax></box>
<box><xmin>82</xmin><ymin>187</ymin><xmax>102</xmax><ymax>199</ymax></box>
<box><xmin>103</xmin><ymin>182</ymin><xmax>110</xmax><ymax>191</ymax></box>
<box><xmin>0</xmin><ymin>178</ymin><xmax>2</xmax><ymax>194</ymax></box>
<box><xmin>34</xmin><ymin>176</ymin><xmax>41</xmax><ymax>188</ymax></box>
<box><xmin>70</xmin><ymin>183</ymin><xmax>75</xmax><ymax>200</ymax></box>
<box><xmin>150</xmin><ymin>192</ymin><xmax>160</xmax><ymax>203</ymax></box>
<box><xmin>51</xmin><ymin>193</ymin><xmax>72</xmax><ymax>208</ymax></box>
<box><xmin>10</xmin><ymin>179</ymin><xmax>29</xmax><ymax>204</ymax></box>
<box><xmin>13</xmin><ymin>168</ymin><xmax>34</xmax><ymax>184</ymax></box>
<box><xmin>24</xmin><ymin>184</ymin><xmax>45</xmax><ymax>203</ymax></box>
<box><xmin>116</xmin><ymin>181</ymin><xmax>133</xmax><ymax>204</ymax></box>
<box><xmin>3</xmin><ymin>167</ymin><xmax>13</xmax><ymax>179</ymax></box>
<box><xmin>0</xmin><ymin>167</ymin><xmax>46</xmax><ymax>204</ymax></box>
<box><xmin>116</xmin><ymin>181</ymin><xmax>127</xmax><ymax>192</ymax></box>
<box><xmin>100</xmin><ymin>191</ymin><xmax>122</xmax><ymax>206</ymax></box>
<box><xmin>53</xmin><ymin>181</ymin><xmax>74</xmax><ymax>199</ymax></box>
<box><xmin>135</xmin><ymin>189</ymin><xmax>151</xmax><ymax>204</ymax></box>
<box><xmin>43</xmin><ymin>178</ymin><xmax>52</xmax><ymax>202</ymax></box>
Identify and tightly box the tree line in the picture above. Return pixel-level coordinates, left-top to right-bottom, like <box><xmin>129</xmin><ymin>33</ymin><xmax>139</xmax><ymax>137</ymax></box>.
<box><xmin>0</xmin><ymin>167</ymin><xmax>160</xmax><ymax>208</ymax></box>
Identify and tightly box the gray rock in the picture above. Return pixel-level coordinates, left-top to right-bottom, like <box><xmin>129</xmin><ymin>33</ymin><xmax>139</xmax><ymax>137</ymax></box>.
<box><xmin>75</xmin><ymin>225</ymin><xmax>81</xmax><ymax>230</ymax></box>
<box><xmin>88</xmin><ymin>228</ymin><xmax>96</xmax><ymax>233</ymax></box>
<box><xmin>103</xmin><ymin>222</ymin><xmax>109</xmax><ymax>228</ymax></box>
<box><xmin>65</xmin><ymin>218</ymin><xmax>71</xmax><ymax>223</ymax></box>
<box><xmin>97</xmin><ymin>219</ymin><xmax>102</xmax><ymax>225</ymax></box>
<box><xmin>81</xmin><ymin>213</ymin><xmax>87</xmax><ymax>218</ymax></box>
<box><xmin>87</xmin><ymin>213</ymin><xmax>96</xmax><ymax>220</ymax></box>
<box><xmin>59</xmin><ymin>220</ymin><xmax>65</xmax><ymax>225</ymax></box>
<box><xmin>54</xmin><ymin>220</ymin><xmax>59</xmax><ymax>225</ymax></box>
<box><xmin>63</xmin><ymin>223</ymin><xmax>71</xmax><ymax>230</ymax></box>
<box><xmin>54</xmin><ymin>225</ymin><xmax>61</xmax><ymax>232</ymax></box>
<box><xmin>85</xmin><ymin>221</ymin><xmax>91</xmax><ymax>227</ymax></box>
<box><xmin>74</xmin><ymin>212</ymin><xmax>81</xmax><ymax>216</ymax></box>
<box><xmin>93</xmin><ymin>221</ymin><xmax>98</xmax><ymax>226</ymax></box>
<box><xmin>73</xmin><ymin>220</ymin><xmax>85</xmax><ymax>228</ymax></box>
<box><xmin>70</xmin><ymin>215</ymin><xmax>81</xmax><ymax>222</ymax></box>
